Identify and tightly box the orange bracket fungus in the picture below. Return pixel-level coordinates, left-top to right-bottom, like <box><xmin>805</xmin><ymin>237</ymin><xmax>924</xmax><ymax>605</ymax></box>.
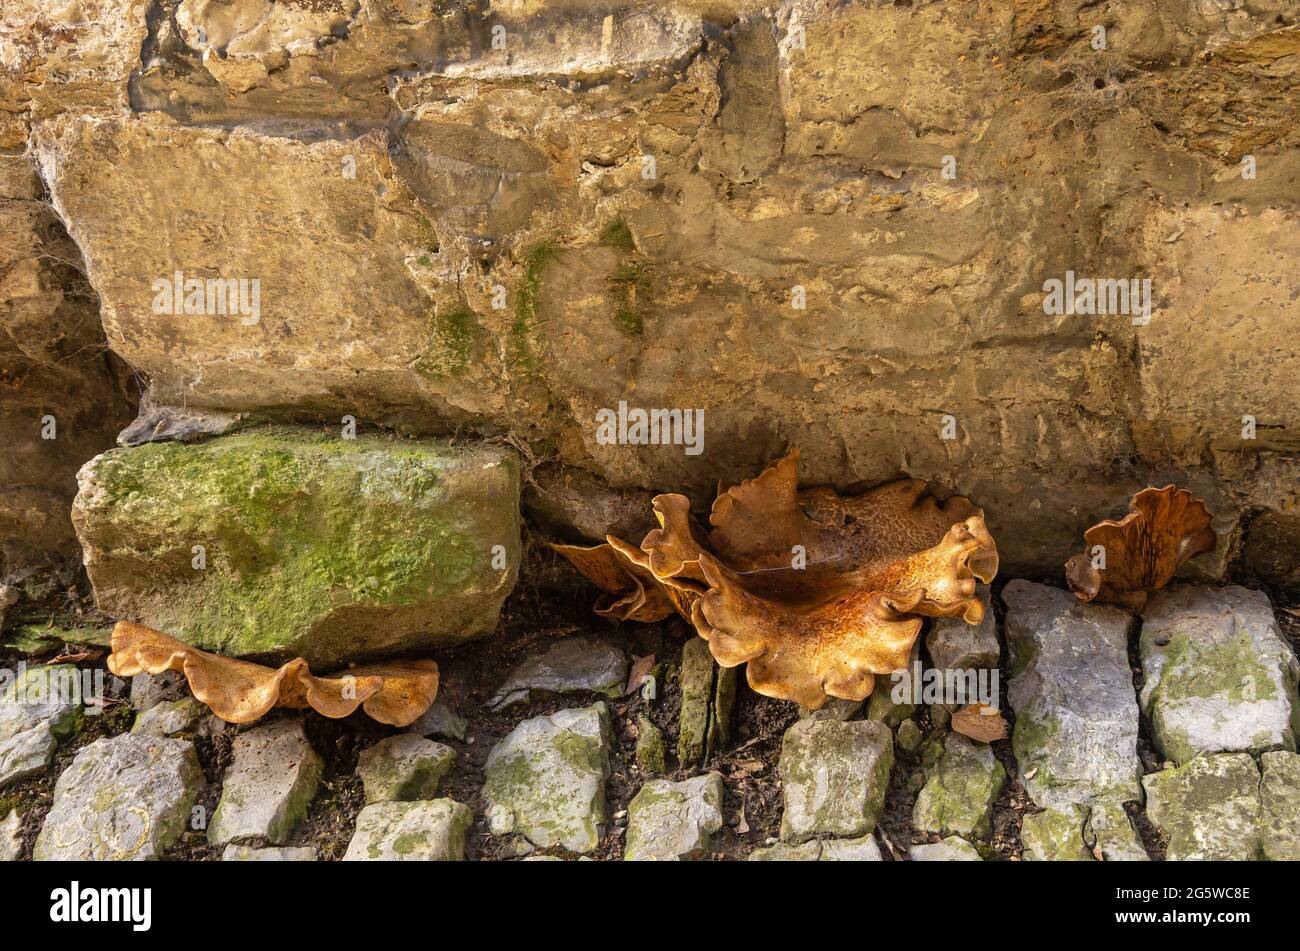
<box><xmin>554</xmin><ymin>451</ymin><xmax>999</xmax><ymax>709</ymax></box>
<box><xmin>1065</xmin><ymin>485</ymin><xmax>1216</xmax><ymax>612</ymax></box>
<box><xmin>107</xmin><ymin>621</ymin><xmax>439</xmax><ymax>726</ymax></box>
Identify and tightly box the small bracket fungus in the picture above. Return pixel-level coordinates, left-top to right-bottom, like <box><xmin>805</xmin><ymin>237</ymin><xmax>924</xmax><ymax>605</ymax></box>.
<box><xmin>1064</xmin><ymin>485</ymin><xmax>1216</xmax><ymax>611</ymax></box>
<box><xmin>555</xmin><ymin>451</ymin><xmax>999</xmax><ymax>709</ymax></box>
<box><xmin>107</xmin><ymin>622</ymin><xmax>439</xmax><ymax>726</ymax></box>
<box><xmin>549</xmin><ymin>538</ymin><xmax>676</xmax><ymax>623</ymax></box>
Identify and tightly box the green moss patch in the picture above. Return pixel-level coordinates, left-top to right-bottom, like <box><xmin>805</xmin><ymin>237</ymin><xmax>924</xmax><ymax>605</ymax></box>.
<box><xmin>75</xmin><ymin>429</ymin><xmax>520</xmax><ymax>667</ymax></box>
<box><xmin>511</xmin><ymin>242</ymin><xmax>558</xmax><ymax>370</ymax></box>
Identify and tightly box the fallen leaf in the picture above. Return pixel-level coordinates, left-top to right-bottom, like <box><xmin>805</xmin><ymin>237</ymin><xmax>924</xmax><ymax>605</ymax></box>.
<box><xmin>951</xmin><ymin>703</ymin><xmax>1009</xmax><ymax>743</ymax></box>
<box><xmin>880</xmin><ymin>832</ymin><xmax>904</xmax><ymax>860</ymax></box>
<box><xmin>625</xmin><ymin>653</ymin><xmax>656</xmax><ymax>695</ymax></box>
<box><xmin>48</xmin><ymin>651</ymin><xmax>93</xmax><ymax>664</ymax></box>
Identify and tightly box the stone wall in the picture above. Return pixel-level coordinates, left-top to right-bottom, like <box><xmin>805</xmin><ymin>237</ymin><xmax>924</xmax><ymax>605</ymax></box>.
<box><xmin>2</xmin><ymin>0</ymin><xmax>1297</xmax><ymax>583</ymax></box>
<box><xmin>0</xmin><ymin>100</ymin><xmax>135</xmax><ymax>580</ymax></box>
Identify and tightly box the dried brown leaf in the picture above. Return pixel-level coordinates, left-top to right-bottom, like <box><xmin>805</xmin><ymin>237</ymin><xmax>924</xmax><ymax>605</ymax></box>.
<box><xmin>951</xmin><ymin>703</ymin><xmax>1010</xmax><ymax>743</ymax></box>
<box><xmin>48</xmin><ymin>651</ymin><xmax>94</xmax><ymax>664</ymax></box>
<box><xmin>625</xmin><ymin>653</ymin><xmax>655</xmax><ymax>695</ymax></box>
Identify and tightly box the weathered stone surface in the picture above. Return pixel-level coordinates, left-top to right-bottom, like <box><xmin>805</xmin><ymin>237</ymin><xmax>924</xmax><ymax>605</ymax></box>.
<box><xmin>929</xmin><ymin>704</ymin><xmax>955</xmax><ymax>732</ymax></box>
<box><xmin>132</xmin><ymin>697</ymin><xmax>205</xmax><ymax>738</ymax></box>
<box><xmin>625</xmin><ymin>772</ymin><xmax>724</xmax><ymax>861</ymax></box>
<box><xmin>403</xmin><ymin>702</ymin><xmax>468</xmax><ymax>743</ymax></box>
<box><xmin>222</xmin><ymin>844</ymin><xmax>317</xmax><ymax>862</ymax></box>
<box><xmin>634</xmin><ymin>715</ymin><xmax>667</xmax><ymax>774</ymax></box>
<box><xmin>750</xmin><ymin>835</ymin><xmax>883</xmax><ymax>862</ymax></box>
<box><xmin>483</xmin><ymin>702</ymin><xmax>612</xmax><ymax>854</ymax></box>
<box><xmin>678</xmin><ymin>635</ymin><xmax>715</xmax><ymax>767</ymax></box>
<box><xmin>0</xmin><ymin>153</ymin><xmax>135</xmax><ymax>575</ymax></box>
<box><xmin>209</xmin><ymin>720</ymin><xmax>322</xmax><ymax>846</ymax></box>
<box><xmin>927</xmin><ymin>586</ymin><xmax>1000</xmax><ymax>672</ymax></box>
<box><xmin>866</xmin><ymin>683</ymin><xmax>916</xmax><ymax>729</ymax></box>
<box><xmin>1003</xmin><ymin>580</ymin><xmax>1141</xmax><ymax>808</ymax></box>
<box><xmin>678</xmin><ymin>635</ymin><xmax>737</xmax><ymax>767</ymax></box>
<box><xmin>1140</xmin><ymin>586</ymin><xmax>1299</xmax><ymax>765</ymax></box>
<box><xmin>711</xmin><ymin>653</ymin><xmax>739</xmax><ymax>749</ymax></box>
<box><xmin>0</xmin><ymin>663</ymin><xmax>81</xmax><ymax>788</ymax></box>
<box><xmin>0</xmin><ymin>724</ymin><xmax>54</xmax><ymax>789</ymax></box>
<box><xmin>490</xmin><ymin>636</ymin><xmax>627</xmax><ymax>709</ymax></box>
<box><xmin>1238</xmin><ymin>458</ymin><xmax>1300</xmax><ymax>599</ymax></box>
<box><xmin>343</xmin><ymin>799</ymin><xmax>472</xmax><ymax>861</ymax></box>
<box><xmin>818</xmin><ymin>836</ymin><xmax>885</xmax><ymax>861</ymax></box>
<box><xmin>34</xmin><ymin>734</ymin><xmax>203</xmax><ymax>860</ymax></box>
<box><xmin>749</xmin><ymin>840</ymin><xmax>822</xmax><ymax>862</ymax></box>
<box><xmin>31</xmin><ymin>115</ymin><xmax>446</xmax><ymax>423</ymax></box>
<box><xmin>1135</xmin><ymin>204</ymin><xmax>1300</xmax><ymax>478</ymax></box>
<box><xmin>909</xmin><ymin>837</ymin><xmax>982</xmax><ymax>861</ymax></box>
<box><xmin>913</xmin><ymin>732</ymin><xmax>1006</xmax><ymax>840</ymax></box>
<box><xmin>1260</xmin><ymin>751</ymin><xmax>1300</xmax><ymax>862</ymax></box>
<box><xmin>129</xmin><ymin>671</ymin><xmax>186</xmax><ymax>712</ymax></box>
<box><xmin>357</xmin><ymin>735</ymin><xmax>455</xmax><ymax>804</ymax></box>
<box><xmin>172</xmin><ymin>0</ymin><xmax>362</xmax><ymax>95</ymax></box>
<box><xmin>799</xmin><ymin>698</ymin><xmax>864</xmax><ymax>722</ymax></box>
<box><xmin>0</xmin><ymin>663</ymin><xmax>82</xmax><ymax>741</ymax></box>
<box><xmin>1020</xmin><ymin>805</ymin><xmax>1094</xmax><ymax>862</ymax></box>
<box><xmin>72</xmin><ymin>430</ymin><xmax>520</xmax><ymax>667</ymax></box>
<box><xmin>1</xmin><ymin>621</ymin><xmax>113</xmax><ymax>656</ymax></box>
<box><xmin>0</xmin><ymin>0</ymin><xmax>149</xmax><ymax>112</ymax></box>
<box><xmin>1085</xmin><ymin>803</ymin><xmax>1150</xmax><ymax>862</ymax></box>
<box><xmin>896</xmin><ymin>719</ymin><xmax>924</xmax><ymax>754</ymax></box>
<box><xmin>1143</xmin><ymin>754</ymin><xmax>1263</xmax><ymax>861</ymax></box>
<box><xmin>0</xmin><ymin>809</ymin><xmax>21</xmax><ymax>861</ymax></box>
<box><xmin>14</xmin><ymin>1</ymin><xmax>1299</xmax><ymax>588</ymax></box>
<box><xmin>778</xmin><ymin>719</ymin><xmax>893</xmax><ymax>844</ymax></box>
<box><xmin>523</xmin><ymin>465</ymin><xmax>657</xmax><ymax>545</ymax></box>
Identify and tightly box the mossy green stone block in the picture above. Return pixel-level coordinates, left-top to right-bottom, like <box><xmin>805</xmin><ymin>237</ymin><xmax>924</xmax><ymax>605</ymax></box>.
<box><xmin>72</xmin><ymin>429</ymin><xmax>520</xmax><ymax>667</ymax></box>
<box><xmin>1020</xmin><ymin>805</ymin><xmax>1094</xmax><ymax>861</ymax></box>
<box><xmin>912</xmin><ymin>732</ymin><xmax>1006</xmax><ymax>839</ymax></box>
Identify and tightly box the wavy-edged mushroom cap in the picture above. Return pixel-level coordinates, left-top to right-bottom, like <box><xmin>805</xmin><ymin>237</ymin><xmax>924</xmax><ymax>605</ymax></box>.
<box><xmin>554</xmin><ymin>450</ymin><xmax>999</xmax><ymax>710</ymax></box>
<box><xmin>550</xmin><ymin>538</ymin><xmax>677</xmax><ymax>622</ymax></box>
<box><xmin>107</xmin><ymin>621</ymin><xmax>439</xmax><ymax>726</ymax></box>
<box><xmin>1065</xmin><ymin>485</ymin><xmax>1216</xmax><ymax>611</ymax></box>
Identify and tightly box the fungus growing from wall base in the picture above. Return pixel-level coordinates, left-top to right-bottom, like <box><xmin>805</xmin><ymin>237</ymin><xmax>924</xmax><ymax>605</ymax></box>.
<box><xmin>555</xmin><ymin>451</ymin><xmax>999</xmax><ymax>710</ymax></box>
<box><xmin>1065</xmin><ymin>485</ymin><xmax>1216</xmax><ymax>612</ymax></box>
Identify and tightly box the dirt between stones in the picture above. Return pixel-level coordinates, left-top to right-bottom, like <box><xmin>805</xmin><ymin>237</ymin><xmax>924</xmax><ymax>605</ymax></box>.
<box><xmin>3</xmin><ymin>562</ymin><xmax>1298</xmax><ymax>861</ymax></box>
